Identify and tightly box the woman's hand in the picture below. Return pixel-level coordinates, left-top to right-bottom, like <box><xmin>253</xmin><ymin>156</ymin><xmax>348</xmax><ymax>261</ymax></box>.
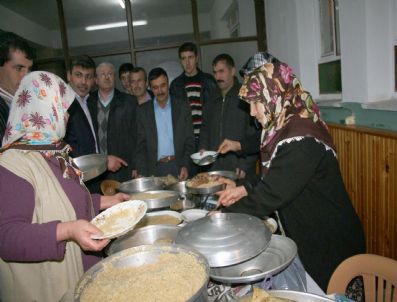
<box><xmin>100</xmin><ymin>192</ymin><xmax>130</xmax><ymax>210</ymax></box>
<box><xmin>216</xmin><ymin>185</ymin><xmax>248</xmax><ymax>207</ymax></box>
<box><xmin>218</xmin><ymin>177</ymin><xmax>237</xmax><ymax>190</ymax></box>
<box><xmin>217</xmin><ymin>139</ymin><xmax>241</xmax><ymax>154</ymax></box>
<box><xmin>57</xmin><ymin>220</ymin><xmax>110</xmax><ymax>252</ymax></box>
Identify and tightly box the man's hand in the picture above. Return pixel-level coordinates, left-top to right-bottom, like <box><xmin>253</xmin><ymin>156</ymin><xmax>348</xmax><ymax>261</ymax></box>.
<box><xmin>217</xmin><ymin>139</ymin><xmax>241</xmax><ymax>154</ymax></box>
<box><xmin>132</xmin><ymin>170</ymin><xmax>141</xmax><ymax>179</ymax></box>
<box><xmin>56</xmin><ymin>220</ymin><xmax>110</xmax><ymax>252</ymax></box>
<box><xmin>216</xmin><ymin>185</ymin><xmax>248</xmax><ymax>207</ymax></box>
<box><xmin>179</xmin><ymin>166</ymin><xmax>188</xmax><ymax>180</ymax></box>
<box><xmin>107</xmin><ymin>155</ymin><xmax>128</xmax><ymax>172</ymax></box>
<box><xmin>100</xmin><ymin>192</ymin><xmax>130</xmax><ymax>210</ymax></box>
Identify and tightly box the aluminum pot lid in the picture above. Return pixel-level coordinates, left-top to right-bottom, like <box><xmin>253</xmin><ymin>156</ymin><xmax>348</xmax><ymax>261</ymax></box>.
<box><xmin>175</xmin><ymin>212</ymin><xmax>272</xmax><ymax>267</ymax></box>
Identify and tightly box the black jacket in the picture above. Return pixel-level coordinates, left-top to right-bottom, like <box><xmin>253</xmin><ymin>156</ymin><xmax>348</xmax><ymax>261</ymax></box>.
<box><xmin>169</xmin><ymin>69</ymin><xmax>220</xmax><ymax>109</ymax></box>
<box><xmin>0</xmin><ymin>96</ymin><xmax>9</xmax><ymax>146</ymax></box>
<box><xmin>199</xmin><ymin>80</ymin><xmax>259</xmax><ymax>175</ymax></box>
<box><xmin>136</xmin><ymin>97</ymin><xmax>195</xmax><ymax>177</ymax></box>
<box><xmin>64</xmin><ymin>99</ymin><xmax>98</xmax><ymax>158</ymax></box>
<box><xmin>88</xmin><ymin>89</ymin><xmax>137</xmax><ymax>182</ymax></box>
<box><xmin>224</xmin><ymin>137</ymin><xmax>366</xmax><ymax>291</ymax></box>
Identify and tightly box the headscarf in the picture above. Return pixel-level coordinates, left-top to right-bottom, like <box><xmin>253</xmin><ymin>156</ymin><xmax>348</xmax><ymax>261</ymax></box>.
<box><xmin>1</xmin><ymin>71</ymin><xmax>81</xmax><ymax>180</ymax></box>
<box><xmin>2</xmin><ymin>71</ymin><xmax>75</xmax><ymax>147</ymax></box>
<box><xmin>239</xmin><ymin>52</ymin><xmax>335</xmax><ymax>164</ymax></box>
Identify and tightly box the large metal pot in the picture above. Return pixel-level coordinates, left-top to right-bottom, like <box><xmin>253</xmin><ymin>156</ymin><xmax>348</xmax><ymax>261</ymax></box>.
<box><xmin>74</xmin><ymin>244</ymin><xmax>210</xmax><ymax>302</ymax></box>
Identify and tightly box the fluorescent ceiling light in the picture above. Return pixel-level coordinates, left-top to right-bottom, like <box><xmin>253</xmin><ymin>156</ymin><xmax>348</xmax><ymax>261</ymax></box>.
<box><xmin>118</xmin><ymin>0</ymin><xmax>125</xmax><ymax>9</ymax></box>
<box><xmin>85</xmin><ymin>20</ymin><xmax>147</xmax><ymax>31</ymax></box>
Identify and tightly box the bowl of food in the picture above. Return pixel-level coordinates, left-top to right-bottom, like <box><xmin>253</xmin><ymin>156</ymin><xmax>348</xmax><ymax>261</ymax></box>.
<box><xmin>107</xmin><ymin>224</ymin><xmax>182</xmax><ymax>255</ymax></box>
<box><xmin>129</xmin><ymin>190</ymin><xmax>180</xmax><ymax>211</ymax></box>
<box><xmin>75</xmin><ymin>244</ymin><xmax>210</xmax><ymax>302</ymax></box>
<box><xmin>135</xmin><ymin>210</ymin><xmax>183</xmax><ymax>228</ymax></box>
<box><xmin>186</xmin><ymin>173</ymin><xmax>225</xmax><ymax>195</ymax></box>
<box><xmin>100</xmin><ymin>179</ymin><xmax>120</xmax><ymax>196</ymax></box>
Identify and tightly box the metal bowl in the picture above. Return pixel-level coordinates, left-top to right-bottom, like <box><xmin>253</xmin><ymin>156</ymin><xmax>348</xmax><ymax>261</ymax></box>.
<box><xmin>176</xmin><ymin>212</ymin><xmax>272</xmax><ymax>267</ymax></box>
<box><xmin>186</xmin><ymin>182</ymin><xmax>226</xmax><ymax>195</ymax></box>
<box><xmin>167</xmin><ymin>180</ymin><xmax>189</xmax><ymax>195</ymax></box>
<box><xmin>129</xmin><ymin>190</ymin><xmax>179</xmax><ymax>211</ymax></box>
<box><xmin>106</xmin><ymin>225</ymin><xmax>182</xmax><ymax>255</ymax></box>
<box><xmin>73</xmin><ymin>154</ymin><xmax>107</xmax><ymax>182</ymax></box>
<box><xmin>210</xmin><ymin>235</ymin><xmax>297</xmax><ymax>283</ymax></box>
<box><xmin>75</xmin><ymin>244</ymin><xmax>210</xmax><ymax>302</ymax></box>
<box><xmin>269</xmin><ymin>290</ymin><xmax>334</xmax><ymax>302</ymax></box>
<box><xmin>100</xmin><ymin>179</ymin><xmax>120</xmax><ymax>196</ymax></box>
<box><xmin>208</xmin><ymin>170</ymin><xmax>238</xmax><ymax>180</ymax></box>
<box><xmin>118</xmin><ymin>177</ymin><xmax>164</xmax><ymax>194</ymax></box>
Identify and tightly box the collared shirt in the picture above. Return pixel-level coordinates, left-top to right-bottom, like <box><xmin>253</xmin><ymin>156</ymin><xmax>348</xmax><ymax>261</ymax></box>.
<box><xmin>98</xmin><ymin>89</ymin><xmax>114</xmax><ymax>107</ymax></box>
<box><xmin>154</xmin><ymin>97</ymin><xmax>175</xmax><ymax>160</ymax></box>
<box><xmin>0</xmin><ymin>87</ymin><xmax>13</xmax><ymax>108</ymax></box>
<box><xmin>75</xmin><ymin>93</ymin><xmax>99</xmax><ymax>153</ymax></box>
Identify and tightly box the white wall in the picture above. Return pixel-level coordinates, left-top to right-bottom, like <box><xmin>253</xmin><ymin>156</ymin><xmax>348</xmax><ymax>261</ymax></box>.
<box><xmin>265</xmin><ymin>0</ymin><xmax>396</xmax><ymax>103</ymax></box>
<box><xmin>0</xmin><ymin>4</ymin><xmax>59</xmax><ymax>48</ymax></box>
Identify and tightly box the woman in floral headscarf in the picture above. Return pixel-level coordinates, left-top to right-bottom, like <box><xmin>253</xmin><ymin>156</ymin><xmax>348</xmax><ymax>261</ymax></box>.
<box><xmin>216</xmin><ymin>53</ymin><xmax>365</xmax><ymax>291</ymax></box>
<box><xmin>0</xmin><ymin>71</ymin><xmax>129</xmax><ymax>302</ymax></box>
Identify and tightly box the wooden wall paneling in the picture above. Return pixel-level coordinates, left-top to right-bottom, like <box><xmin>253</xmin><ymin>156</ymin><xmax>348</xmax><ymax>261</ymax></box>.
<box><xmin>328</xmin><ymin>124</ymin><xmax>397</xmax><ymax>261</ymax></box>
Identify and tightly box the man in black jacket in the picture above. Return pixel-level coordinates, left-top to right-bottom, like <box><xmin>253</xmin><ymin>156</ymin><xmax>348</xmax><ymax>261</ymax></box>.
<box><xmin>88</xmin><ymin>62</ymin><xmax>138</xmax><ymax>183</ymax></box>
<box><xmin>0</xmin><ymin>32</ymin><xmax>33</xmax><ymax>146</ymax></box>
<box><xmin>136</xmin><ymin>68</ymin><xmax>194</xmax><ymax>179</ymax></box>
<box><xmin>65</xmin><ymin>55</ymin><xmax>99</xmax><ymax>158</ymax></box>
<box><xmin>169</xmin><ymin>42</ymin><xmax>219</xmax><ymax>150</ymax></box>
<box><xmin>199</xmin><ymin>54</ymin><xmax>259</xmax><ymax>178</ymax></box>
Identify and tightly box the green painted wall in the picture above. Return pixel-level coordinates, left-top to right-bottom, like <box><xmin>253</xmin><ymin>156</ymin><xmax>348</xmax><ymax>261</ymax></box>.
<box><xmin>319</xmin><ymin>102</ymin><xmax>397</xmax><ymax>132</ymax></box>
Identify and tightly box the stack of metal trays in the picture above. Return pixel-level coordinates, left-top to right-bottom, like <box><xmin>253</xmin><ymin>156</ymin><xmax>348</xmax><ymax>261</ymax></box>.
<box><xmin>175</xmin><ymin>212</ymin><xmax>297</xmax><ymax>284</ymax></box>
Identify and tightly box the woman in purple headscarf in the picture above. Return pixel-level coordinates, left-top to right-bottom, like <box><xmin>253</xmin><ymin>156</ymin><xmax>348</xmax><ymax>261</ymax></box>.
<box><xmin>0</xmin><ymin>71</ymin><xmax>129</xmax><ymax>301</ymax></box>
<box><xmin>216</xmin><ymin>53</ymin><xmax>365</xmax><ymax>291</ymax></box>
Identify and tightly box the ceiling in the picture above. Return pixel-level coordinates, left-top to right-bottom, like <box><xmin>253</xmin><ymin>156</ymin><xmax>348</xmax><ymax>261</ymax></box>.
<box><xmin>0</xmin><ymin>0</ymin><xmax>214</xmax><ymax>30</ymax></box>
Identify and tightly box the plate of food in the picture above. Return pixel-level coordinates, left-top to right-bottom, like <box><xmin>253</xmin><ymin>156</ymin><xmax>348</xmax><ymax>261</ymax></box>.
<box><xmin>90</xmin><ymin>200</ymin><xmax>147</xmax><ymax>240</ymax></box>
<box><xmin>186</xmin><ymin>172</ymin><xmax>226</xmax><ymax>195</ymax></box>
<box><xmin>135</xmin><ymin>210</ymin><xmax>183</xmax><ymax>228</ymax></box>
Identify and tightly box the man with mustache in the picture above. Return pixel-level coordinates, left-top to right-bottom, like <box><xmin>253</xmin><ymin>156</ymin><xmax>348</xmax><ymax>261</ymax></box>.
<box><xmin>199</xmin><ymin>54</ymin><xmax>259</xmax><ymax>178</ymax></box>
<box><xmin>135</xmin><ymin>67</ymin><xmax>194</xmax><ymax>179</ymax></box>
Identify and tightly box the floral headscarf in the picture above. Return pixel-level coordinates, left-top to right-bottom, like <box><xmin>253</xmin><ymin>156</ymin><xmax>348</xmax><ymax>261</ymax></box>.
<box><xmin>2</xmin><ymin>71</ymin><xmax>75</xmax><ymax>147</ymax></box>
<box><xmin>239</xmin><ymin>52</ymin><xmax>335</xmax><ymax>162</ymax></box>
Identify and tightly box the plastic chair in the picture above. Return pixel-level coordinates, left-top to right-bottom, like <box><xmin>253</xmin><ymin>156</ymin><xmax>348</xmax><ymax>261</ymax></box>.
<box><xmin>327</xmin><ymin>254</ymin><xmax>397</xmax><ymax>302</ymax></box>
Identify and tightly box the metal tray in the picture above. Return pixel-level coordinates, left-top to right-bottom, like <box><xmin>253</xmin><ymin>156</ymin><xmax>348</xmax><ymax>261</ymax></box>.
<box><xmin>106</xmin><ymin>225</ymin><xmax>181</xmax><ymax>255</ymax></box>
<box><xmin>269</xmin><ymin>290</ymin><xmax>334</xmax><ymax>302</ymax></box>
<box><xmin>73</xmin><ymin>154</ymin><xmax>107</xmax><ymax>182</ymax></box>
<box><xmin>129</xmin><ymin>190</ymin><xmax>179</xmax><ymax>211</ymax></box>
<box><xmin>74</xmin><ymin>244</ymin><xmax>210</xmax><ymax>302</ymax></box>
<box><xmin>208</xmin><ymin>170</ymin><xmax>238</xmax><ymax>180</ymax></box>
<box><xmin>210</xmin><ymin>235</ymin><xmax>297</xmax><ymax>284</ymax></box>
<box><xmin>176</xmin><ymin>213</ymin><xmax>272</xmax><ymax>267</ymax></box>
<box><xmin>186</xmin><ymin>182</ymin><xmax>226</xmax><ymax>195</ymax></box>
<box><xmin>118</xmin><ymin>177</ymin><xmax>165</xmax><ymax>194</ymax></box>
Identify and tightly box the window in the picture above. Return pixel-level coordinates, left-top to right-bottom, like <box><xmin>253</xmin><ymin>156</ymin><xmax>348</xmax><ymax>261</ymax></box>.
<box><xmin>318</xmin><ymin>0</ymin><xmax>341</xmax><ymax>94</ymax></box>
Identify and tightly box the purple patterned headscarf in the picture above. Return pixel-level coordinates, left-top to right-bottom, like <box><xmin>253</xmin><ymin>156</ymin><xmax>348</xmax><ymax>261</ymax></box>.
<box><xmin>2</xmin><ymin>71</ymin><xmax>75</xmax><ymax>147</ymax></box>
<box><xmin>239</xmin><ymin>52</ymin><xmax>335</xmax><ymax>159</ymax></box>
